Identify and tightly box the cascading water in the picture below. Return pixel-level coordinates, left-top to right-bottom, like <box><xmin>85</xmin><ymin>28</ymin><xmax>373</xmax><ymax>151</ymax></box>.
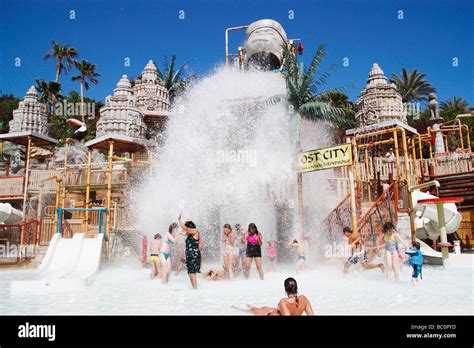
<box><xmin>133</xmin><ymin>66</ymin><xmax>340</xmax><ymax>261</ymax></box>
<box><xmin>134</xmin><ymin>67</ymin><xmax>296</xmax><ymax>259</ymax></box>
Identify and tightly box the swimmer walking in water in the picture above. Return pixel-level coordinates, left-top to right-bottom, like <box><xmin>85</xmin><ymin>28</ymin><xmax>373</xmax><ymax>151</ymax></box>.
<box><xmin>234</xmin><ymin>277</ymin><xmax>314</xmax><ymax>316</ymax></box>
<box><xmin>159</xmin><ymin>223</ymin><xmax>178</xmax><ymax>284</ymax></box>
<box><xmin>178</xmin><ymin>213</ymin><xmax>201</xmax><ymax>289</ymax></box>
<box><xmin>289</xmin><ymin>239</ymin><xmax>306</xmax><ymax>274</ymax></box>
<box><xmin>150</xmin><ymin>234</ymin><xmax>162</xmax><ymax>279</ymax></box>
<box><xmin>221</xmin><ymin>224</ymin><xmax>235</xmax><ymax>280</ymax></box>
<box><xmin>243</xmin><ymin>223</ymin><xmax>264</xmax><ymax>280</ymax></box>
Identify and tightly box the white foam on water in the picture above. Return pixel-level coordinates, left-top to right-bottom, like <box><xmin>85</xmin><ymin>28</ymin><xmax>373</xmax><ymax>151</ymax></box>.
<box><xmin>1</xmin><ymin>260</ymin><xmax>472</xmax><ymax>314</ymax></box>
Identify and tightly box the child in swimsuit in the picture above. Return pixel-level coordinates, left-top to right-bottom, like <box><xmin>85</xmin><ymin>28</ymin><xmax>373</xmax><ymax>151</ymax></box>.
<box><xmin>222</xmin><ymin>224</ymin><xmax>235</xmax><ymax>280</ymax></box>
<box><xmin>159</xmin><ymin>223</ymin><xmax>178</xmax><ymax>284</ymax></box>
<box><xmin>381</xmin><ymin>222</ymin><xmax>408</xmax><ymax>281</ymax></box>
<box><xmin>289</xmin><ymin>239</ymin><xmax>306</xmax><ymax>274</ymax></box>
<box><xmin>405</xmin><ymin>241</ymin><xmax>423</xmax><ymax>286</ymax></box>
<box><xmin>265</xmin><ymin>241</ymin><xmax>277</xmax><ymax>272</ymax></box>
<box><xmin>150</xmin><ymin>234</ymin><xmax>162</xmax><ymax>279</ymax></box>
<box><xmin>342</xmin><ymin>226</ymin><xmax>384</xmax><ymax>275</ymax></box>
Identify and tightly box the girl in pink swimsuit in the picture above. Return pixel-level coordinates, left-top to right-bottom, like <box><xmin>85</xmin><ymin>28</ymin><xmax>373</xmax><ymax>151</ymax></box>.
<box><xmin>243</xmin><ymin>223</ymin><xmax>264</xmax><ymax>280</ymax></box>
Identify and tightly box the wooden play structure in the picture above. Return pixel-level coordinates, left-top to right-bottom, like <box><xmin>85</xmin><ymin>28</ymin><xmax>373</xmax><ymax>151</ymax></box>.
<box><xmin>321</xmin><ymin>115</ymin><xmax>473</xmax><ymax>251</ymax></box>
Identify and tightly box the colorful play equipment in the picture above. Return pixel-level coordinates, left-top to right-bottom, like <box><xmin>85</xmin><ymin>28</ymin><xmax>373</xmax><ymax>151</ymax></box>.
<box><xmin>416</xmin><ymin>197</ymin><xmax>463</xmax><ymax>266</ymax></box>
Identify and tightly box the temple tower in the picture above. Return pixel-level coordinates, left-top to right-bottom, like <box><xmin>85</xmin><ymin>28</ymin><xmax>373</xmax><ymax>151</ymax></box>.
<box><xmin>9</xmin><ymin>86</ymin><xmax>49</xmax><ymax>134</ymax></box>
<box><xmin>356</xmin><ymin>63</ymin><xmax>407</xmax><ymax>126</ymax></box>
<box><xmin>96</xmin><ymin>75</ymin><xmax>147</xmax><ymax>138</ymax></box>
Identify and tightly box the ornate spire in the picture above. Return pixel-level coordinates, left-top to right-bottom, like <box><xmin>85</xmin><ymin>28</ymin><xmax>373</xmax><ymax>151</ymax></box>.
<box><xmin>355</xmin><ymin>63</ymin><xmax>406</xmax><ymax>126</ymax></box>
<box><xmin>9</xmin><ymin>86</ymin><xmax>49</xmax><ymax>134</ymax></box>
<box><xmin>113</xmin><ymin>75</ymin><xmax>132</xmax><ymax>96</ymax></box>
<box><xmin>366</xmin><ymin>63</ymin><xmax>388</xmax><ymax>88</ymax></box>
<box><xmin>141</xmin><ymin>60</ymin><xmax>159</xmax><ymax>83</ymax></box>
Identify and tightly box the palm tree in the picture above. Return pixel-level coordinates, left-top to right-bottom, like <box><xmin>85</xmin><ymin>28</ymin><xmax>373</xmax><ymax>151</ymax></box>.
<box><xmin>156</xmin><ymin>55</ymin><xmax>196</xmax><ymax>103</ymax></box>
<box><xmin>390</xmin><ymin>68</ymin><xmax>436</xmax><ymax>103</ymax></box>
<box><xmin>278</xmin><ymin>43</ymin><xmax>356</xmax><ymax>147</ymax></box>
<box><xmin>44</xmin><ymin>40</ymin><xmax>78</xmax><ymax>83</ymax></box>
<box><xmin>34</xmin><ymin>79</ymin><xmax>64</xmax><ymax>118</ymax></box>
<box><xmin>440</xmin><ymin>96</ymin><xmax>469</xmax><ymax>119</ymax></box>
<box><xmin>72</xmin><ymin>59</ymin><xmax>100</xmax><ymax>122</ymax></box>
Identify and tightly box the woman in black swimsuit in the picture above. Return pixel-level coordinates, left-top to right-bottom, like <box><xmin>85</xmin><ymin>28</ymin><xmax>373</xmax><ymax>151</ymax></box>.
<box><xmin>178</xmin><ymin>214</ymin><xmax>201</xmax><ymax>289</ymax></box>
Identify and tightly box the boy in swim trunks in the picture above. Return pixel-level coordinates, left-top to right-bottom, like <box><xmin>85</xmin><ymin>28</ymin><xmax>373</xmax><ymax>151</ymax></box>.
<box><xmin>150</xmin><ymin>234</ymin><xmax>162</xmax><ymax>279</ymax></box>
<box><xmin>342</xmin><ymin>227</ymin><xmax>384</xmax><ymax>275</ymax></box>
<box><xmin>289</xmin><ymin>239</ymin><xmax>306</xmax><ymax>274</ymax></box>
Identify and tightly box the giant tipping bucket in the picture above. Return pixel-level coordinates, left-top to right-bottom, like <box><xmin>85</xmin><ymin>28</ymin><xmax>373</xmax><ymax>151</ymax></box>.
<box><xmin>244</xmin><ymin>19</ymin><xmax>288</xmax><ymax>70</ymax></box>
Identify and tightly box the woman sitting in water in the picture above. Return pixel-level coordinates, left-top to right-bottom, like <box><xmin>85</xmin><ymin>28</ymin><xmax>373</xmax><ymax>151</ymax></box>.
<box><xmin>203</xmin><ymin>268</ymin><xmax>225</xmax><ymax>281</ymax></box>
<box><xmin>178</xmin><ymin>213</ymin><xmax>201</xmax><ymax>289</ymax></box>
<box><xmin>243</xmin><ymin>223</ymin><xmax>264</xmax><ymax>280</ymax></box>
<box><xmin>159</xmin><ymin>223</ymin><xmax>178</xmax><ymax>284</ymax></box>
<box><xmin>235</xmin><ymin>277</ymin><xmax>314</xmax><ymax>316</ymax></box>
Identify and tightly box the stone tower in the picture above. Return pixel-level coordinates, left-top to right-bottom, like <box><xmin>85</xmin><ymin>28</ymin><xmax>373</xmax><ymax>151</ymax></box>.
<box><xmin>96</xmin><ymin>75</ymin><xmax>147</xmax><ymax>138</ymax></box>
<box><xmin>133</xmin><ymin>60</ymin><xmax>170</xmax><ymax>116</ymax></box>
<box><xmin>356</xmin><ymin>63</ymin><xmax>406</xmax><ymax>126</ymax></box>
<box><xmin>9</xmin><ymin>86</ymin><xmax>49</xmax><ymax>134</ymax></box>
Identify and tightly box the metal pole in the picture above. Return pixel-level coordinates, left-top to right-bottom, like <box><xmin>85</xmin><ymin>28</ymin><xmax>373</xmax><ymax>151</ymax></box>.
<box><xmin>347</xmin><ymin>138</ymin><xmax>358</xmax><ymax>233</ymax></box>
<box><xmin>436</xmin><ymin>203</ymin><xmax>449</xmax><ymax>266</ymax></box>
<box><xmin>411</xmin><ymin>138</ymin><xmax>419</xmax><ymax>183</ymax></box>
<box><xmin>54</xmin><ymin>176</ymin><xmax>61</xmax><ymax>234</ymax></box>
<box><xmin>401</xmin><ymin>129</ymin><xmax>417</xmax><ymax>241</ymax></box>
<box><xmin>364</xmin><ymin>147</ymin><xmax>370</xmax><ymax>201</ymax></box>
<box><xmin>22</xmin><ymin>136</ymin><xmax>32</xmax><ymax>216</ymax></box>
<box><xmin>393</xmin><ymin>130</ymin><xmax>402</xmax><ymax>182</ymax></box>
<box><xmin>457</xmin><ymin>119</ymin><xmax>464</xmax><ymax>150</ymax></box>
<box><xmin>84</xmin><ymin>149</ymin><xmax>92</xmax><ymax>231</ymax></box>
<box><xmin>106</xmin><ymin>141</ymin><xmax>114</xmax><ymax>235</ymax></box>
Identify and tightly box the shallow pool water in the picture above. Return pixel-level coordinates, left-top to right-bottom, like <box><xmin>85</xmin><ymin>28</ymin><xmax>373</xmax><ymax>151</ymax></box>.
<box><xmin>1</xmin><ymin>260</ymin><xmax>472</xmax><ymax>315</ymax></box>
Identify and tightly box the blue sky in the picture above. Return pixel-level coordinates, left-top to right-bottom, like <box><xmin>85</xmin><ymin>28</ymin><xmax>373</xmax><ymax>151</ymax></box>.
<box><xmin>0</xmin><ymin>0</ymin><xmax>472</xmax><ymax>106</ymax></box>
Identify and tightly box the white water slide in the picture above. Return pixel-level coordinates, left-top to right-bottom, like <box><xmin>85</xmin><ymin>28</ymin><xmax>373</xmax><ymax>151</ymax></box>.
<box><xmin>412</xmin><ymin>190</ymin><xmax>462</xmax><ymax>240</ymax></box>
<box><xmin>10</xmin><ymin>233</ymin><xmax>104</xmax><ymax>293</ymax></box>
<box><xmin>411</xmin><ymin>189</ymin><xmax>463</xmax><ymax>263</ymax></box>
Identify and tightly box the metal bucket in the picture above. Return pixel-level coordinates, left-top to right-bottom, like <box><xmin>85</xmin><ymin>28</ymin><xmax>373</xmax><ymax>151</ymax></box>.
<box><xmin>245</xmin><ymin>19</ymin><xmax>288</xmax><ymax>70</ymax></box>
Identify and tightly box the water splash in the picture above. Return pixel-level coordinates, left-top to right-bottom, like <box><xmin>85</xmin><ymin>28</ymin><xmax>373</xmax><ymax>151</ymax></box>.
<box><xmin>133</xmin><ymin>67</ymin><xmax>339</xmax><ymax>260</ymax></box>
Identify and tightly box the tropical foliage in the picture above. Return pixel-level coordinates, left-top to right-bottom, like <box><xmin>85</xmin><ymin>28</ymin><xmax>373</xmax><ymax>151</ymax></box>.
<box><xmin>44</xmin><ymin>40</ymin><xmax>78</xmax><ymax>83</ymax></box>
<box><xmin>35</xmin><ymin>79</ymin><xmax>64</xmax><ymax>117</ymax></box>
<box><xmin>390</xmin><ymin>68</ymin><xmax>436</xmax><ymax>103</ymax></box>
<box><xmin>279</xmin><ymin>43</ymin><xmax>356</xmax><ymax>145</ymax></box>
<box><xmin>72</xmin><ymin>59</ymin><xmax>100</xmax><ymax>122</ymax></box>
<box><xmin>0</xmin><ymin>94</ymin><xmax>20</xmax><ymax>133</ymax></box>
<box><xmin>156</xmin><ymin>55</ymin><xmax>196</xmax><ymax>103</ymax></box>
<box><xmin>440</xmin><ymin>96</ymin><xmax>470</xmax><ymax>120</ymax></box>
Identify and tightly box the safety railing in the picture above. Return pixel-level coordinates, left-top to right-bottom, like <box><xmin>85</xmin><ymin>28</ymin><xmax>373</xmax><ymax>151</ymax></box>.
<box><xmin>358</xmin><ymin>183</ymin><xmax>397</xmax><ymax>247</ymax></box>
<box><xmin>0</xmin><ymin>219</ymin><xmax>38</xmax><ymax>264</ymax></box>
<box><xmin>28</xmin><ymin>170</ymin><xmax>59</xmax><ymax>192</ymax></box>
<box><xmin>0</xmin><ymin>176</ymin><xmax>24</xmax><ymax>198</ymax></box>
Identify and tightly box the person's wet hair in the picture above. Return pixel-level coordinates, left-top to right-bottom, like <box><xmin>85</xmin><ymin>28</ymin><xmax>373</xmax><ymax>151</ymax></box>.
<box><xmin>412</xmin><ymin>241</ymin><xmax>421</xmax><ymax>250</ymax></box>
<box><xmin>248</xmin><ymin>223</ymin><xmax>258</xmax><ymax>235</ymax></box>
<box><xmin>293</xmin><ymin>239</ymin><xmax>298</xmax><ymax>244</ymax></box>
<box><xmin>154</xmin><ymin>233</ymin><xmax>162</xmax><ymax>240</ymax></box>
<box><xmin>223</xmin><ymin>223</ymin><xmax>232</xmax><ymax>231</ymax></box>
<box><xmin>342</xmin><ymin>226</ymin><xmax>352</xmax><ymax>233</ymax></box>
<box><xmin>383</xmin><ymin>222</ymin><xmax>396</xmax><ymax>233</ymax></box>
<box><xmin>284</xmin><ymin>277</ymin><xmax>299</xmax><ymax>306</ymax></box>
<box><xmin>185</xmin><ymin>221</ymin><xmax>196</xmax><ymax>229</ymax></box>
<box><xmin>169</xmin><ymin>223</ymin><xmax>178</xmax><ymax>234</ymax></box>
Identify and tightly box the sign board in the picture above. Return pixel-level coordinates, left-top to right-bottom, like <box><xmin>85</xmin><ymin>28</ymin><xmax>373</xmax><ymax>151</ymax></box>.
<box><xmin>297</xmin><ymin>144</ymin><xmax>353</xmax><ymax>173</ymax></box>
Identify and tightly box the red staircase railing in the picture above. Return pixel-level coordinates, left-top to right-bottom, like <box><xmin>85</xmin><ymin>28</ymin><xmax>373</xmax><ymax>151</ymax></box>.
<box><xmin>0</xmin><ymin>219</ymin><xmax>38</xmax><ymax>265</ymax></box>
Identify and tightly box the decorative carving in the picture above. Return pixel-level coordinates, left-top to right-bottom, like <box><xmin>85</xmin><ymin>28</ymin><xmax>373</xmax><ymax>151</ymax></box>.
<box><xmin>356</xmin><ymin>64</ymin><xmax>406</xmax><ymax>126</ymax></box>
<box><xmin>9</xmin><ymin>86</ymin><xmax>49</xmax><ymax>134</ymax></box>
